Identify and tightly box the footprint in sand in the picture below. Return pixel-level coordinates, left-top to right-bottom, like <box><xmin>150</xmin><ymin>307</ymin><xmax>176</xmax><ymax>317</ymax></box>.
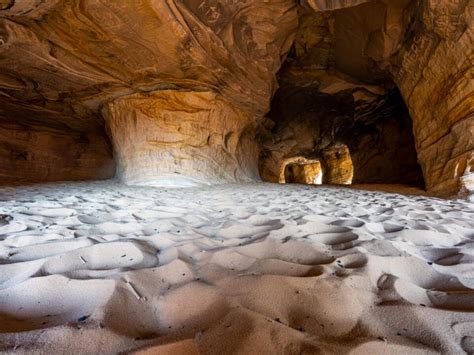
<box><xmin>307</xmin><ymin>231</ymin><xmax>359</xmax><ymax>246</ymax></box>
<box><xmin>389</xmin><ymin>229</ymin><xmax>463</xmax><ymax>248</ymax></box>
<box><xmin>93</xmin><ymin>222</ymin><xmax>143</xmax><ymax>235</ymax></box>
<box><xmin>42</xmin><ymin>241</ymin><xmax>159</xmax><ymax>275</ymax></box>
<box><xmin>1</xmin><ymin>238</ymin><xmax>94</xmax><ymax>262</ymax></box>
<box><xmin>330</xmin><ymin>219</ymin><xmax>365</xmax><ymax>228</ymax></box>
<box><xmin>216</xmin><ymin>221</ymin><xmax>282</xmax><ymax>239</ymax></box>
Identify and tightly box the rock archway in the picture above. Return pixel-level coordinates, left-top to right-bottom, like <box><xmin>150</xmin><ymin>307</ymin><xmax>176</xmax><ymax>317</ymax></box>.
<box><xmin>276</xmin><ymin>144</ymin><xmax>354</xmax><ymax>186</ymax></box>
<box><xmin>279</xmin><ymin>156</ymin><xmax>323</xmax><ymax>184</ymax></box>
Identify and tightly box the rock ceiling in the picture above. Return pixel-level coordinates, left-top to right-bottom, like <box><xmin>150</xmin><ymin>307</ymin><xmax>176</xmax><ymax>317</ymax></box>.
<box><xmin>0</xmin><ymin>0</ymin><xmax>472</xmax><ymax>197</ymax></box>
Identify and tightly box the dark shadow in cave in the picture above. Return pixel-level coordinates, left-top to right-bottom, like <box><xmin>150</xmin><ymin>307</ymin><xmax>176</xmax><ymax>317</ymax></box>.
<box><xmin>259</xmin><ymin>68</ymin><xmax>424</xmax><ymax>188</ymax></box>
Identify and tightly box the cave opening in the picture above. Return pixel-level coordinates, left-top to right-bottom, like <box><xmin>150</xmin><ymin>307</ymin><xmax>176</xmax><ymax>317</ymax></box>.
<box><xmin>284</xmin><ymin>162</ymin><xmax>323</xmax><ymax>185</ymax></box>
<box><xmin>279</xmin><ymin>157</ymin><xmax>323</xmax><ymax>185</ymax></box>
<box><xmin>259</xmin><ymin>83</ymin><xmax>423</xmax><ymax>187</ymax></box>
<box><xmin>258</xmin><ymin>3</ymin><xmax>425</xmax><ymax>189</ymax></box>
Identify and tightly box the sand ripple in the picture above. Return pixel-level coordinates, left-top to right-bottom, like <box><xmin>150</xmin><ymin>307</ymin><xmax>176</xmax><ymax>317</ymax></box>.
<box><xmin>0</xmin><ymin>182</ymin><xmax>473</xmax><ymax>354</ymax></box>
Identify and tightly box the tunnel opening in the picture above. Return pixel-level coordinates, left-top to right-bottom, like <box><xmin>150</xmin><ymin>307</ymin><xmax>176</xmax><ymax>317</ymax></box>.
<box><xmin>284</xmin><ymin>162</ymin><xmax>323</xmax><ymax>184</ymax></box>
<box><xmin>258</xmin><ymin>3</ymin><xmax>424</xmax><ymax>189</ymax></box>
<box><xmin>259</xmin><ymin>83</ymin><xmax>423</xmax><ymax>187</ymax></box>
<box><xmin>279</xmin><ymin>157</ymin><xmax>323</xmax><ymax>184</ymax></box>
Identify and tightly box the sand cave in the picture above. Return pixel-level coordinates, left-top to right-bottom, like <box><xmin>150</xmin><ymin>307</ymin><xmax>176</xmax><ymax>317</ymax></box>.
<box><xmin>0</xmin><ymin>0</ymin><xmax>473</xmax><ymax>354</ymax></box>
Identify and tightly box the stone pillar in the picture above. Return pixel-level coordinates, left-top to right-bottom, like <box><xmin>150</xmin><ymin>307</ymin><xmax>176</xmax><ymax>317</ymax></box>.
<box><xmin>102</xmin><ymin>90</ymin><xmax>260</xmax><ymax>186</ymax></box>
<box><xmin>322</xmin><ymin>144</ymin><xmax>353</xmax><ymax>185</ymax></box>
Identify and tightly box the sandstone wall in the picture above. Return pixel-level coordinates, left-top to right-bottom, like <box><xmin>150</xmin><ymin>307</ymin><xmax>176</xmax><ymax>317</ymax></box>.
<box><xmin>0</xmin><ymin>122</ymin><xmax>114</xmax><ymax>184</ymax></box>
<box><xmin>0</xmin><ymin>0</ymin><xmax>298</xmax><ymax>185</ymax></box>
<box><xmin>322</xmin><ymin>144</ymin><xmax>353</xmax><ymax>184</ymax></box>
<box><xmin>260</xmin><ymin>1</ymin><xmax>471</xmax><ymax>197</ymax></box>
<box><xmin>102</xmin><ymin>91</ymin><xmax>259</xmax><ymax>186</ymax></box>
<box><xmin>392</xmin><ymin>0</ymin><xmax>474</xmax><ymax>197</ymax></box>
<box><xmin>0</xmin><ymin>0</ymin><xmax>471</xmax><ymax>196</ymax></box>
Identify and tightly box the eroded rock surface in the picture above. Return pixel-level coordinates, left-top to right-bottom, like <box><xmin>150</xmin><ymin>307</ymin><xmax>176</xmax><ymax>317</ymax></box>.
<box><xmin>260</xmin><ymin>0</ymin><xmax>472</xmax><ymax>197</ymax></box>
<box><xmin>103</xmin><ymin>90</ymin><xmax>259</xmax><ymax>185</ymax></box>
<box><xmin>392</xmin><ymin>0</ymin><xmax>474</xmax><ymax>197</ymax></box>
<box><xmin>258</xmin><ymin>7</ymin><xmax>424</xmax><ymax>187</ymax></box>
<box><xmin>0</xmin><ymin>0</ymin><xmax>472</xmax><ymax>196</ymax></box>
<box><xmin>0</xmin><ymin>0</ymin><xmax>297</xmax><ymax>185</ymax></box>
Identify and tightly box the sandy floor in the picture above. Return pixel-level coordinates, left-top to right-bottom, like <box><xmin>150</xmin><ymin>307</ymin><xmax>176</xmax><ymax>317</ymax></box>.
<box><xmin>0</xmin><ymin>181</ymin><xmax>473</xmax><ymax>354</ymax></box>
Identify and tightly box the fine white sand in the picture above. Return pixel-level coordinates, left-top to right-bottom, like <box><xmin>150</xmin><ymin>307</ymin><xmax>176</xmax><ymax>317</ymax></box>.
<box><xmin>0</xmin><ymin>181</ymin><xmax>473</xmax><ymax>354</ymax></box>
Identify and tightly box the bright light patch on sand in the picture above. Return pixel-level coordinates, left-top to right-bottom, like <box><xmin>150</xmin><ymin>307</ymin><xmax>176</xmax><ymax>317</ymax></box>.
<box><xmin>0</xmin><ymin>182</ymin><xmax>473</xmax><ymax>353</ymax></box>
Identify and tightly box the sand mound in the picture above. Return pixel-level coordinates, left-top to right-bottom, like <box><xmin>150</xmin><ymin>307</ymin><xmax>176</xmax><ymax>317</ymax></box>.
<box><xmin>0</xmin><ymin>182</ymin><xmax>473</xmax><ymax>354</ymax></box>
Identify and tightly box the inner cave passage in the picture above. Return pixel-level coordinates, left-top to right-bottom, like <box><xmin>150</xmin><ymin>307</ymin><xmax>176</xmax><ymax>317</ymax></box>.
<box><xmin>281</xmin><ymin>157</ymin><xmax>324</xmax><ymax>185</ymax></box>
<box><xmin>279</xmin><ymin>143</ymin><xmax>355</xmax><ymax>185</ymax></box>
<box><xmin>259</xmin><ymin>79</ymin><xmax>424</xmax><ymax>188</ymax></box>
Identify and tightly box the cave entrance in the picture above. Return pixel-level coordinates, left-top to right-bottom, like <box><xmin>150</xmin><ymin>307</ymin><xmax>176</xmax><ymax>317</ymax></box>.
<box><xmin>258</xmin><ymin>3</ymin><xmax>426</xmax><ymax>190</ymax></box>
<box><xmin>279</xmin><ymin>157</ymin><xmax>323</xmax><ymax>185</ymax></box>
<box><xmin>277</xmin><ymin>145</ymin><xmax>354</xmax><ymax>186</ymax></box>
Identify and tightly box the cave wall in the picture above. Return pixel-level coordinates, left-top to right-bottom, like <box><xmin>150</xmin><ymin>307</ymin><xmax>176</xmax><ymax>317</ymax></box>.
<box><xmin>0</xmin><ymin>0</ymin><xmax>471</xmax><ymax>196</ymax></box>
<box><xmin>391</xmin><ymin>0</ymin><xmax>474</xmax><ymax>197</ymax></box>
<box><xmin>349</xmin><ymin>91</ymin><xmax>423</xmax><ymax>185</ymax></box>
<box><xmin>0</xmin><ymin>92</ymin><xmax>114</xmax><ymax>184</ymax></box>
<box><xmin>260</xmin><ymin>0</ymin><xmax>472</xmax><ymax>197</ymax></box>
<box><xmin>102</xmin><ymin>90</ymin><xmax>259</xmax><ymax>186</ymax></box>
<box><xmin>258</xmin><ymin>6</ymin><xmax>421</xmax><ymax>185</ymax></box>
<box><xmin>350</xmin><ymin>116</ymin><xmax>423</xmax><ymax>185</ymax></box>
<box><xmin>0</xmin><ymin>122</ymin><xmax>114</xmax><ymax>184</ymax></box>
<box><xmin>316</xmin><ymin>0</ymin><xmax>473</xmax><ymax>196</ymax></box>
<box><xmin>0</xmin><ymin>0</ymin><xmax>298</xmax><ymax>186</ymax></box>
<box><xmin>322</xmin><ymin>143</ymin><xmax>353</xmax><ymax>184</ymax></box>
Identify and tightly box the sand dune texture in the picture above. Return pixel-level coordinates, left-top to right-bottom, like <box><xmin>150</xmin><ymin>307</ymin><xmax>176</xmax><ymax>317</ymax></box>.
<box><xmin>0</xmin><ymin>182</ymin><xmax>473</xmax><ymax>354</ymax></box>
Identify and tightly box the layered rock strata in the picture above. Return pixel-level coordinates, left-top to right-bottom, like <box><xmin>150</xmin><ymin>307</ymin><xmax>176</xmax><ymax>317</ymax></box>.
<box><xmin>0</xmin><ymin>0</ymin><xmax>297</xmax><ymax>185</ymax></box>
<box><xmin>0</xmin><ymin>120</ymin><xmax>114</xmax><ymax>184</ymax></box>
<box><xmin>391</xmin><ymin>0</ymin><xmax>474</xmax><ymax>197</ymax></box>
<box><xmin>102</xmin><ymin>91</ymin><xmax>259</xmax><ymax>186</ymax></box>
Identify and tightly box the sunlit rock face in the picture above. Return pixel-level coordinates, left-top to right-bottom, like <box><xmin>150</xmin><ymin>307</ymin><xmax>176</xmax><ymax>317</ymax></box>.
<box><xmin>103</xmin><ymin>91</ymin><xmax>259</xmax><ymax>186</ymax></box>
<box><xmin>321</xmin><ymin>144</ymin><xmax>353</xmax><ymax>184</ymax></box>
<box><xmin>280</xmin><ymin>157</ymin><xmax>323</xmax><ymax>184</ymax></box>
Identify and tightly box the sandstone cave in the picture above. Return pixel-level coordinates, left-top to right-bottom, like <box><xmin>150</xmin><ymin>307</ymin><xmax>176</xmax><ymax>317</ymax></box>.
<box><xmin>0</xmin><ymin>1</ymin><xmax>473</xmax><ymax>354</ymax></box>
